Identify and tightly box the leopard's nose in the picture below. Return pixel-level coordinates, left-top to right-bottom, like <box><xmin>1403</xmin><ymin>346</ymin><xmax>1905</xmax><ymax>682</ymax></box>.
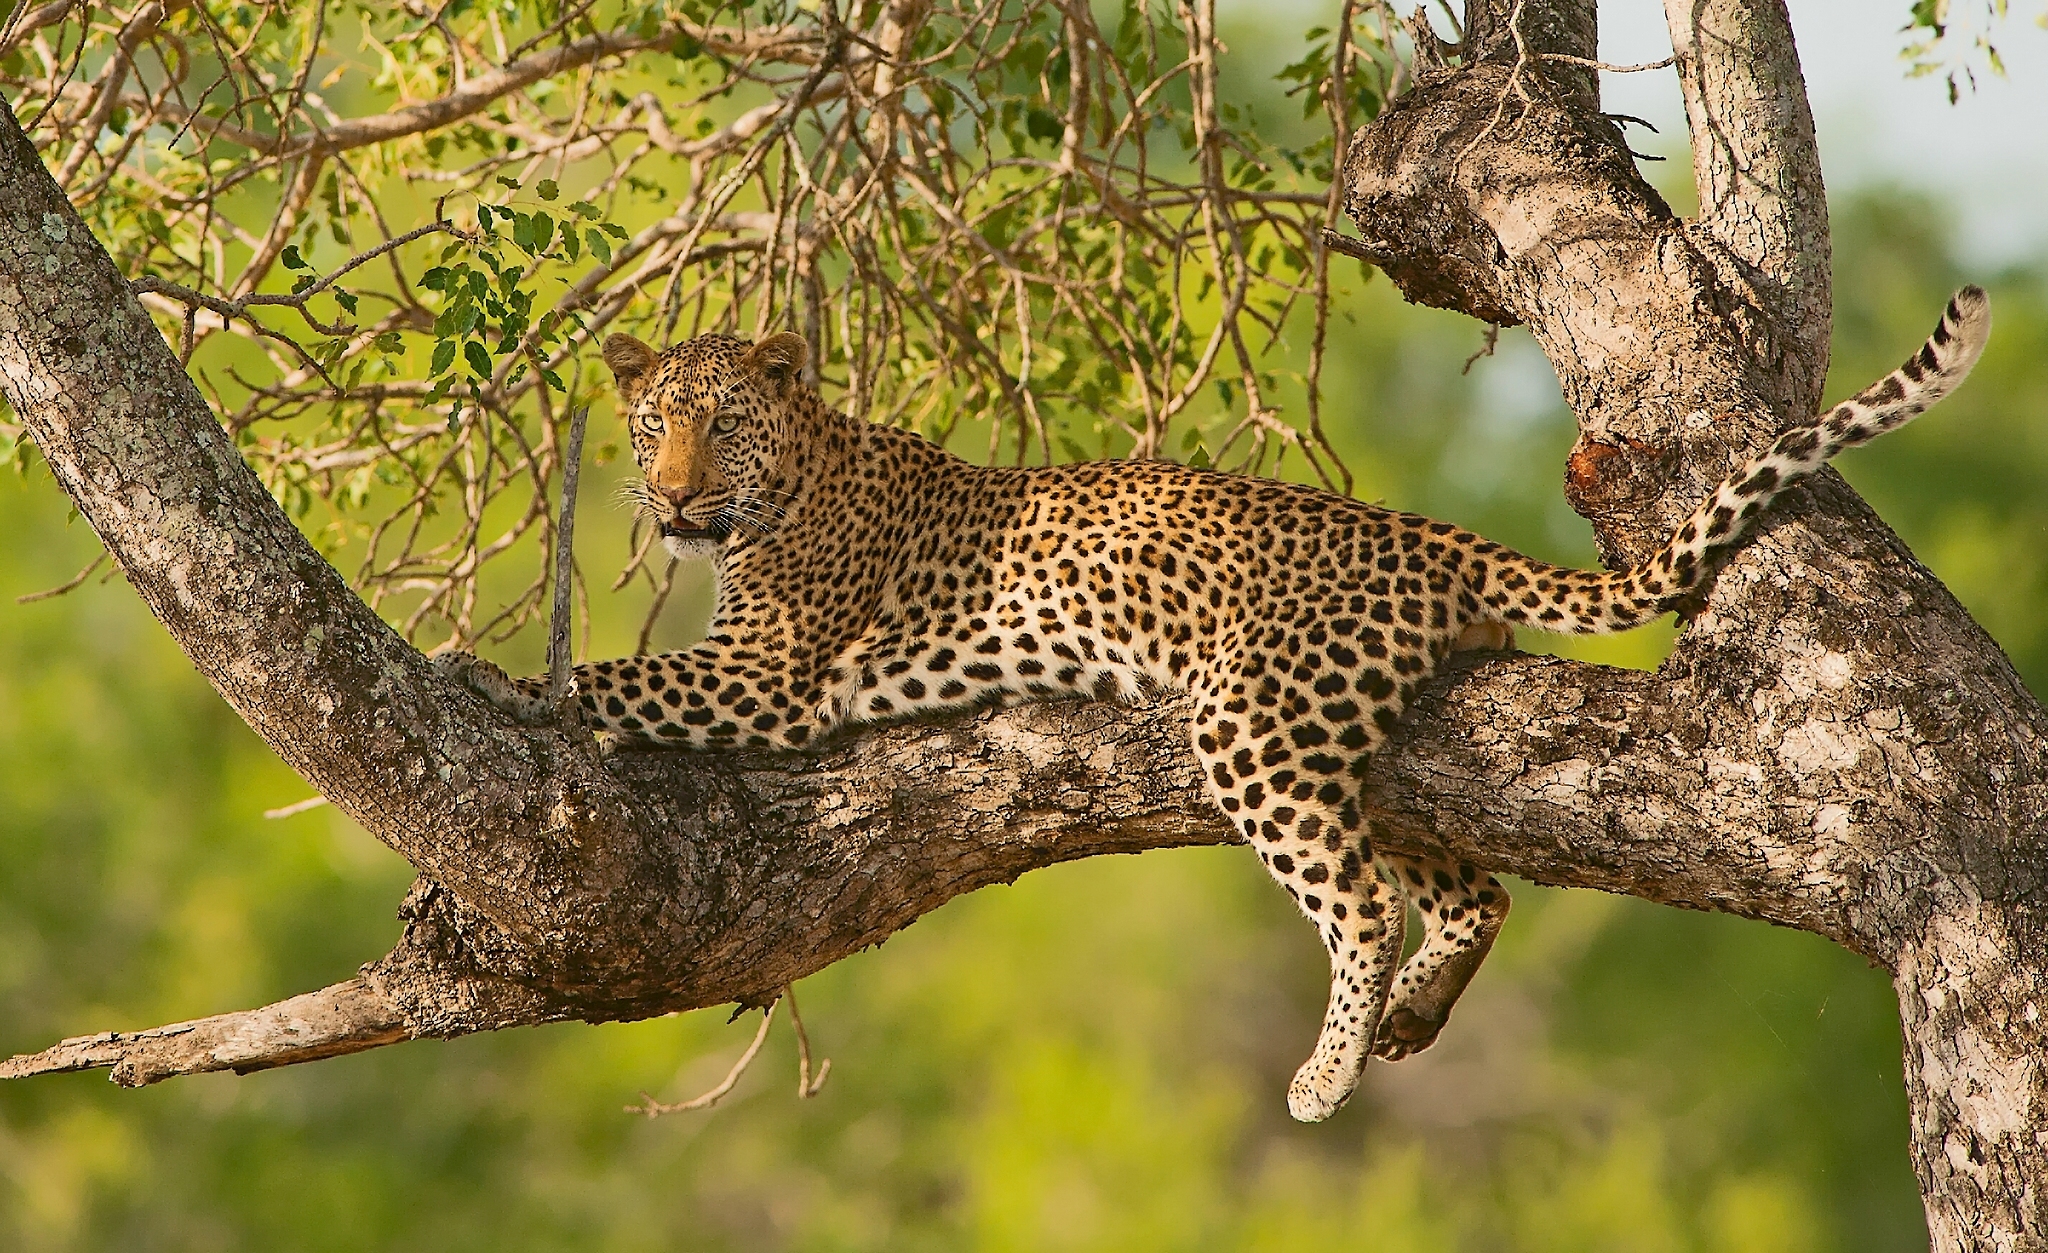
<box><xmin>660</xmin><ymin>485</ymin><xmax>698</xmax><ymax>511</ymax></box>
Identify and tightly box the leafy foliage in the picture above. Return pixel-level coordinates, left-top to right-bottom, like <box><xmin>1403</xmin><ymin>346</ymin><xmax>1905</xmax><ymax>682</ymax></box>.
<box><xmin>1899</xmin><ymin>0</ymin><xmax>2047</xmax><ymax>101</ymax></box>
<box><xmin>0</xmin><ymin>0</ymin><xmax>1407</xmax><ymax>646</ymax></box>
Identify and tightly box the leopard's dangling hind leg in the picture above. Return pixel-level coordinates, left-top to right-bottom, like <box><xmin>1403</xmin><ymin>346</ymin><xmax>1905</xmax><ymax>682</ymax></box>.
<box><xmin>1373</xmin><ymin>856</ymin><xmax>1511</xmax><ymax>1060</ymax></box>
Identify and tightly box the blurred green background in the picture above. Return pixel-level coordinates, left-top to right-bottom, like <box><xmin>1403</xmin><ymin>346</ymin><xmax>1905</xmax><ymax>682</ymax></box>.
<box><xmin>6</xmin><ymin>15</ymin><xmax>2048</xmax><ymax>1253</ymax></box>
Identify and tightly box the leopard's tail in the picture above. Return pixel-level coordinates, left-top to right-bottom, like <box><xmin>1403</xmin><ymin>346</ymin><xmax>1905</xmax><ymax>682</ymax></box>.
<box><xmin>1473</xmin><ymin>286</ymin><xmax>1991</xmax><ymax>635</ymax></box>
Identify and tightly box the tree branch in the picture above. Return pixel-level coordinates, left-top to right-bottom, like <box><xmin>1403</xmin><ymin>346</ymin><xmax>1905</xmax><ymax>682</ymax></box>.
<box><xmin>161</xmin><ymin>20</ymin><xmax>821</xmax><ymax>162</ymax></box>
<box><xmin>1663</xmin><ymin>0</ymin><xmax>1833</xmax><ymax>411</ymax></box>
<box><xmin>0</xmin><ymin>978</ymin><xmax>407</xmax><ymax>1086</ymax></box>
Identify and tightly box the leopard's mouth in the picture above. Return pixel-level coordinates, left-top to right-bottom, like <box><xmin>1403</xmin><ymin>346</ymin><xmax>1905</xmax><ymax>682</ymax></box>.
<box><xmin>660</xmin><ymin>518</ymin><xmax>731</xmax><ymax>543</ymax></box>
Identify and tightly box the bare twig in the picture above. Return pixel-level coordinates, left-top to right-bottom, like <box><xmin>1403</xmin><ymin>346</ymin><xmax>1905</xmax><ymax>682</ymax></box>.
<box><xmin>628</xmin><ymin>1002</ymin><xmax>777</xmax><ymax>1118</ymax></box>
<box><xmin>1538</xmin><ymin>52</ymin><xmax>1675</xmax><ymax>73</ymax></box>
<box><xmin>1462</xmin><ymin>324</ymin><xmax>1501</xmax><ymax>373</ymax></box>
<box><xmin>263</xmin><ymin>795</ymin><xmax>331</xmax><ymax>819</ymax></box>
<box><xmin>548</xmin><ymin>404</ymin><xmax>587</xmax><ymax>704</ymax></box>
<box><xmin>785</xmin><ymin>984</ymin><xmax>831</xmax><ymax>1099</ymax></box>
<box><xmin>14</xmin><ymin>550</ymin><xmax>105</xmax><ymax>603</ymax></box>
<box><xmin>1321</xmin><ymin>227</ymin><xmax>1391</xmax><ymax>265</ymax></box>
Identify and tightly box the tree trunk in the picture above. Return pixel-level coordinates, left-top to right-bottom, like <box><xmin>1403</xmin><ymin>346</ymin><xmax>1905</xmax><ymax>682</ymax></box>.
<box><xmin>1343</xmin><ymin>1</ymin><xmax>2047</xmax><ymax>1244</ymax></box>
<box><xmin>0</xmin><ymin>0</ymin><xmax>2042</xmax><ymax>1242</ymax></box>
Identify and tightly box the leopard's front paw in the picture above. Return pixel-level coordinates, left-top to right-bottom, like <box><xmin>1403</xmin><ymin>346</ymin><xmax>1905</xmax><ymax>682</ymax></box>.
<box><xmin>433</xmin><ymin>651</ymin><xmax>556</xmax><ymax>726</ymax></box>
<box><xmin>812</xmin><ymin>666</ymin><xmax>867</xmax><ymax>730</ymax></box>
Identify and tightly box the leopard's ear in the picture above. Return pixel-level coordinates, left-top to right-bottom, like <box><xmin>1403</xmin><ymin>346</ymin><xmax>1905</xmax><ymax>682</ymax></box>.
<box><xmin>743</xmin><ymin>332</ymin><xmax>809</xmax><ymax>397</ymax></box>
<box><xmin>602</xmin><ymin>334</ymin><xmax>661</xmax><ymax>405</ymax></box>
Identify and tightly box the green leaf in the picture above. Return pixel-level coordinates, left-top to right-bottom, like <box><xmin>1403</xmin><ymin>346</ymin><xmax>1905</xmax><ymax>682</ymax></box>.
<box><xmin>537</xmin><ymin>179</ymin><xmax>559</xmax><ymax>201</ymax></box>
<box><xmin>586</xmin><ymin>228</ymin><xmax>612</xmax><ymax>266</ymax></box>
<box><xmin>569</xmin><ymin>200</ymin><xmax>601</xmax><ymax>218</ymax></box>
<box><xmin>495</xmin><ymin>176</ymin><xmax>521</xmax><ymax>190</ymax></box>
<box><xmin>281</xmin><ymin>245</ymin><xmax>309</xmax><ymax>270</ymax></box>
<box><xmin>334</xmin><ymin>290</ymin><xmax>358</xmax><ymax>314</ymax></box>
<box><xmin>532</xmin><ymin>212</ymin><xmax>555</xmax><ymax>254</ymax></box>
<box><xmin>464</xmin><ymin>340</ymin><xmax>492</xmax><ymax>377</ymax></box>
<box><xmin>600</xmin><ymin>222</ymin><xmax>629</xmax><ymax>240</ymax></box>
<box><xmin>431</xmin><ymin>339</ymin><xmax>457</xmax><ymax>375</ymax></box>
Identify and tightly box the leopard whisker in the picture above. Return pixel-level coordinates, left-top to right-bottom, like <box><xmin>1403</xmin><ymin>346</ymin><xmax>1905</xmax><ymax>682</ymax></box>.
<box><xmin>735</xmin><ymin>493</ymin><xmax>790</xmax><ymax>521</ymax></box>
<box><xmin>723</xmin><ymin>503</ymin><xmax>782</xmax><ymax>536</ymax></box>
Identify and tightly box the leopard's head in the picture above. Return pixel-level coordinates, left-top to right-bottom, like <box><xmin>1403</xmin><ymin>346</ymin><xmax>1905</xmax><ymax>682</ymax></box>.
<box><xmin>601</xmin><ymin>330</ymin><xmax>810</xmax><ymax>558</ymax></box>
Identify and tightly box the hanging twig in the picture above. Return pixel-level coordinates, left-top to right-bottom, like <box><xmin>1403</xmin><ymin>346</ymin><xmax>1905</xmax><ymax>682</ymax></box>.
<box><xmin>627</xmin><ymin>1001</ymin><xmax>778</xmax><ymax>1118</ymax></box>
<box><xmin>624</xmin><ymin>982</ymin><xmax>830</xmax><ymax>1117</ymax></box>
<box><xmin>1462</xmin><ymin>324</ymin><xmax>1501</xmax><ymax>374</ymax></box>
<box><xmin>548</xmin><ymin>404</ymin><xmax>588</xmax><ymax>706</ymax></box>
<box><xmin>786</xmin><ymin>983</ymin><xmax>831</xmax><ymax>1099</ymax></box>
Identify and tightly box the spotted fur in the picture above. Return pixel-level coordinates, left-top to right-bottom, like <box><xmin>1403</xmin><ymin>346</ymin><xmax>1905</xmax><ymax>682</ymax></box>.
<box><xmin>447</xmin><ymin>289</ymin><xmax>1989</xmax><ymax>1122</ymax></box>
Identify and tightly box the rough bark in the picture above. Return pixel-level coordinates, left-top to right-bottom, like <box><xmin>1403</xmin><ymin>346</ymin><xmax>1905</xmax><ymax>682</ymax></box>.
<box><xmin>1664</xmin><ymin>0</ymin><xmax>1833</xmax><ymax>408</ymax></box>
<box><xmin>1342</xmin><ymin>1</ymin><xmax>2047</xmax><ymax>1245</ymax></box>
<box><xmin>1</xmin><ymin>0</ymin><xmax>2044</xmax><ymax>1243</ymax></box>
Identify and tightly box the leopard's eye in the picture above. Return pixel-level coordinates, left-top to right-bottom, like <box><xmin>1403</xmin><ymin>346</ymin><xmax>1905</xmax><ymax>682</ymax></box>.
<box><xmin>710</xmin><ymin>412</ymin><xmax>741</xmax><ymax>435</ymax></box>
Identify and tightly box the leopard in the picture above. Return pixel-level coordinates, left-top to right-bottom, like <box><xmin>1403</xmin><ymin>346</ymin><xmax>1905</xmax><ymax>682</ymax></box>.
<box><xmin>440</xmin><ymin>287</ymin><xmax>1990</xmax><ymax>1122</ymax></box>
